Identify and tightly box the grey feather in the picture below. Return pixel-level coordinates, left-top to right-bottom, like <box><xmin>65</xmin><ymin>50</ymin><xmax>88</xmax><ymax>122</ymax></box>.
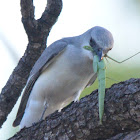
<box><xmin>30</xmin><ymin>40</ymin><xmax>67</xmax><ymax>76</ymax></box>
<box><xmin>86</xmin><ymin>73</ymin><xmax>97</xmax><ymax>87</ymax></box>
<box><xmin>13</xmin><ymin>40</ymin><xmax>67</xmax><ymax>127</ymax></box>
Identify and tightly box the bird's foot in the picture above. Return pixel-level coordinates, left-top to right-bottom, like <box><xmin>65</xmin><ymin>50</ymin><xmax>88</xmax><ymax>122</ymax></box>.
<box><xmin>74</xmin><ymin>98</ymin><xmax>80</xmax><ymax>102</ymax></box>
<box><xmin>31</xmin><ymin>119</ymin><xmax>43</xmax><ymax>128</ymax></box>
<box><xmin>58</xmin><ymin>108</ymin><xmax>62</xmax><ymax>112</ymax></box>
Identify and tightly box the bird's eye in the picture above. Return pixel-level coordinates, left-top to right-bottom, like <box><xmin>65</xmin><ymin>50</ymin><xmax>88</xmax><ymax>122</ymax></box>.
<box><xmin>90</xmin><ymin>38</ymin><xmax>96</xmax><ymax>47</ymax></box>
<box><xmin>108</xmin><ymin>48</ymin><xmax>112</xmax><ymax>51</ymax></box>
<box><xmin>98</xmin><ymin>48</ymin><xmax>102</xmax><ymax>51</ymax></box>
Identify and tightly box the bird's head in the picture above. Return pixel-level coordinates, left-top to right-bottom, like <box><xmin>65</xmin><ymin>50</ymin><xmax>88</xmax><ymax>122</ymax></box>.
<box><xmin>90</xmin><ymin>26</ymin><xmax>114</xmax><ymax>61</ymax></box>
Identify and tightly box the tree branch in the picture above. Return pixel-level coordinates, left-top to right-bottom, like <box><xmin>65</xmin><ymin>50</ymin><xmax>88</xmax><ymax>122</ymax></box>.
<box><xmin>9</xmin><ymin>78</ymin><xmax>140</xmax><ymax>140</ymax></box>
<box><xmin>0</xmin><ymin>0</ymin><xmax>62</xmax><ymax>127</ymax></box>
<box><xmin>107</xmin><ymin>129</ymin><xmax>140</xmax><ymax>140</ymax></box>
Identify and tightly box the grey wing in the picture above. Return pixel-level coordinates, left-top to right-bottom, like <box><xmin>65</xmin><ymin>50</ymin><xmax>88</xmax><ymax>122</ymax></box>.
<box><xmin>13</xmin><ymin>40</ymin><xmax>68</xmax><ymax>127</ymax></box>
<box><xmin>86</xmin><ymin>73</ymin><xmax>97</xmax><ymax>87</ymax></box>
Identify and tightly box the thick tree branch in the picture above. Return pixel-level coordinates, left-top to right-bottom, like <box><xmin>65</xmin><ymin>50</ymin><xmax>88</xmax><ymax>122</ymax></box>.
<box><xmin>0</xmin><ymin>0</ymin><xmax>62</xmax><ymax>127</ymax></box>
<box><xmin>20</xmin><ymin>0</ymin><xmax>35</xmax><ymax>19</ymax></box>
<box><xmin>10</xmin><ymin>78</ymin><xmax>140</xmax><ymax>140</ymax></box>
<box><xmin>107</xmin><ymin>129</ymin><xmax>140</xmax><ymax>140</ymax></box>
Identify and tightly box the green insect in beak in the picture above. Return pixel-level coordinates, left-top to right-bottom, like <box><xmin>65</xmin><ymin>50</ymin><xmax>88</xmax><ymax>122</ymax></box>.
<box><xmin>93</xmin><ymin>55</ymin><xmax>106</xmax><ymax>124</ymax></box>
<box><xmin>84</xmin><ymin>45</ymin><xmax>106</xmax><ymax>124</ymax></box>
<box><xmin>83</xmin><ymin>46</ymin><xmax>140</xmax><ymax>124</ymax></box>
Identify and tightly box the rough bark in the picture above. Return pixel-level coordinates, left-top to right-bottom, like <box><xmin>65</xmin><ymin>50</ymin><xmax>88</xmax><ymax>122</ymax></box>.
<box><xmin>9</xmin><ymin>78</ymin><xmax>140</xmax><ymax>140</ymax></box>
<box><xmin>0</xmin><ymin>0</ymin><xmax>62</xmax><ymax>127</ymax></box>
<box><xmin>107</xmin><ymin>129</ymin><xmax>140</xmax><ymax>140</ymax></box>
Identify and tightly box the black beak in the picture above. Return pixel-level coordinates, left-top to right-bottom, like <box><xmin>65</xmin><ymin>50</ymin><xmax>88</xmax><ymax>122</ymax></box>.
<box><xmin>89</xmin><ymin>38</ymin><xmax>103</xmax><ymax>61</ymax></box>
<box><xmin>95</xmin><ymin>48</ymin><xmax>103</xmax><ymax>61</ymax></box>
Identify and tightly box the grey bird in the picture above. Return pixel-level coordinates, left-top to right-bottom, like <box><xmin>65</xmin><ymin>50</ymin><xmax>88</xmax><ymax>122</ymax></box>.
<box><xmin>13</xmin><ymin>26</ymin><xmax>114</xmax><ymax>129</ymax></box>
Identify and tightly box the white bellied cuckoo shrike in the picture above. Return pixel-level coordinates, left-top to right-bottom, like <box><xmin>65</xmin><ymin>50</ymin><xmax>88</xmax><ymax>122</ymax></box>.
<box><xmin>13</xmin><ymin>26</ymin><xmax>114</xmax><ymax>129</ymax></box>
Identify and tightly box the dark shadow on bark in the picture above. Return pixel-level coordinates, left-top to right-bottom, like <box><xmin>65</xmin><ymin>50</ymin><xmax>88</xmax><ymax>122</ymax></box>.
<box><xmin>9</xmin><ymin>78</ymin><xmax>140</xmax><ymax>140</ymax></box>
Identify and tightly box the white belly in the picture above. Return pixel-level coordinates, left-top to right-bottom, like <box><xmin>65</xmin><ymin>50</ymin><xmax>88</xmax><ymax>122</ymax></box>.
<box><xmin>20</xmin><ymin>45</ymin><xmax>94</xmax><ymax>128</ymax></box>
